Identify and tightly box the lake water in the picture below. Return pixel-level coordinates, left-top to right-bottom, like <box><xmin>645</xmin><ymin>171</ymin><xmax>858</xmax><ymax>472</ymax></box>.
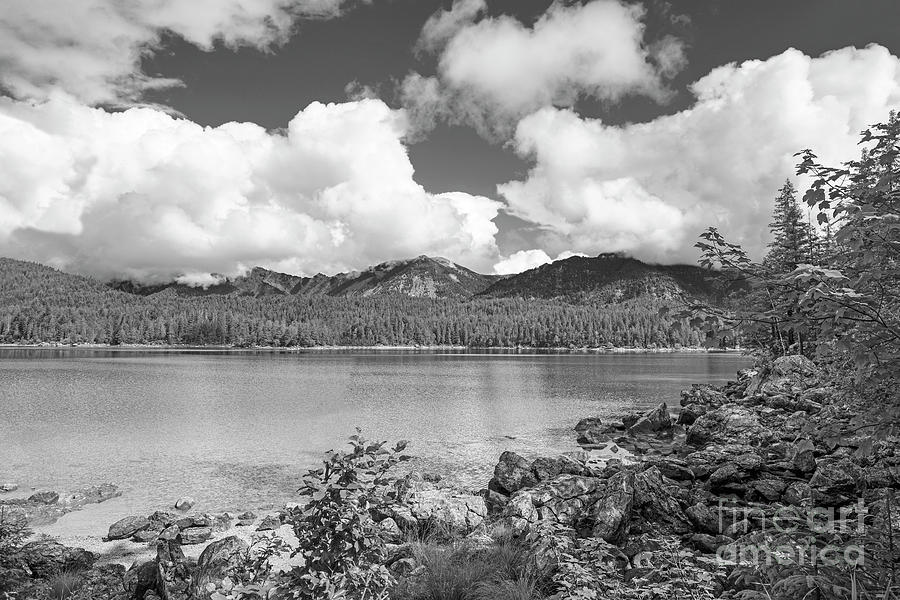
<box><xmin>0</xmin><ymin>349</ymin><xmax>749</xmax><ymax>533</ymax></box>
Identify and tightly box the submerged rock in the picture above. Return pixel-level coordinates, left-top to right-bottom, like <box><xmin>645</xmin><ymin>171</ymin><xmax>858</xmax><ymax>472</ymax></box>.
<box><xmin>174</xmin><ymin>496</ymin><xmax>195</xmax><ymax>511</ymax></box>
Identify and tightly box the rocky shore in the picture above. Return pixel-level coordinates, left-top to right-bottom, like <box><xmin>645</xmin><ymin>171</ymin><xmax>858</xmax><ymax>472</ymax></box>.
<box><xmin>3</xmin><ymin>355</ymin><xmax>898</xmax><ymax>599</ymax></box>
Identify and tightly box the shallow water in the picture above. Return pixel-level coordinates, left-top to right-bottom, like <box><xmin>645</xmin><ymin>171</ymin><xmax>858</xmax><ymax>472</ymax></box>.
<box><xmin>0</xmin><ymin>349</ymin><xmax>749</xmax><ymax>535</ymax></box>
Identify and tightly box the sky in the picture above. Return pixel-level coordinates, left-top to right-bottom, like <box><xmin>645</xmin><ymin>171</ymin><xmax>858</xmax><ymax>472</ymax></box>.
<box><xmin>1</xmin><ymin>0</ymin><xmax>900</xmax><ymax>283</ymax></box>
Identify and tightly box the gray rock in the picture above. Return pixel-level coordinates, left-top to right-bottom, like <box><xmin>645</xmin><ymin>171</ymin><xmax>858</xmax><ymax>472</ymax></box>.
<box><xmin>191</xmin><ymin>536</ymin><xmax>249</xmax><ymax>599</ymax></box>
<box><xmin>783</xmin><ymin>481</ymin><xmax>812</xmax><ymax>506</ymax></box>
<box><xmin>592</xmin><ymin>471</ymin><xmax>635</xmax><ymax>543</ymax></box>
<box><xmin>124</xmin><ymin>560</ymin><xmax>158</xmax><ymax>599</ymax></box>
<box><xmin>174</xmin><ymin>497</ymin><xmax>195</xmax><ymax>511</ymax></box>
<box><xmin>626</xmin><ymin>402</ymin><xmax>673</xmax><ymax>435</ymax></box>
<box><xmin>686</xmin><ymin>502</ymin><xmax>721</xmax><ymax>535</ymax></box>
<box><xmin>687</xmin><ymin>406</ymin><xmax>772</xmax><ymax>448</ymax></box>
<box><xmin>158</xmin><ymin>525</ymin><xmax>181</xmax><ymax>541</ymax></box>
<box><xmin>237</xmin><ymin>511</ymin><xmax>256</xmax><ymax>526</ymax></box>
<box><xmin>809</xmin><ymin>458</ymin><xmax>862</xmax><ymax>505</ymax></box>
<box><xmin>256</xmin><ymin>513</ymin><xmax>282</xmax><ymax>531</ymax></box>
<box><xmin>179</xmin><ymin>526</ymin><xmax>212</xmax><ymax>545</ymax></box>
<box><xmin>0</xmin><ymin>483</ymin><xmax>18</xmax><ymax>493</ymax></box>
<box><xmin>108</xmin><ymin>515</ymin><xmax>151</xmax><ymax>540</ymax></box>
<box><xmin>492</xmin><ymin>451</ymin><xmax>538</xmax><ymax>494</ymax></box>
<box><xmin>405</xmin><ymin>488</ymin><xmax>487</xmax><ymax>534</ymax></box>
<box><xmin>378</xmin><ymin>517</ymin><xmax>401</xmax><ymax>540</ymax></box>
<box><xmin>27</xmin><ymin>491</ymin><xmax>59</xmax><ymax>505</ymax></box>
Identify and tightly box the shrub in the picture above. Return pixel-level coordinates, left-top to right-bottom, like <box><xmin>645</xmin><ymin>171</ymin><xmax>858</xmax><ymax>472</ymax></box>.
<box><xmin>280</xmin><ymin>430</ymin><xmax>411</xmax><ymax>600</ymax></box>
<box><xmin>47</xmin><ymin>569</ymin><xmax>82</xmax><ymax>600</ymax></box>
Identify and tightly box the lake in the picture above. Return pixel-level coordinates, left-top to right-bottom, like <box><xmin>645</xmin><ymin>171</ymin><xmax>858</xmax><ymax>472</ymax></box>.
<box><xmin>0</xmin><ymin>349</ymin><xmax>749</xmax><ymax>533</ymax></box>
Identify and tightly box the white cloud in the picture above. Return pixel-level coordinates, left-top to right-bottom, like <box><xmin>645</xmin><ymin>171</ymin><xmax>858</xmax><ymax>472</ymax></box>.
<box><xmin>0</xmin><ymin>0</ymin><xmax>362</xmax><ymax>105</ymax></box>
<box><xmin>404</xmin><ymin>0</ymin><xmax>682</xmax><ymax>137</ymax></box>
<box><xmin>416</xmin><ymin>0</ymin><xmax>486</xmax><ymax>55</ymax></box>
<box><xmin>499</xmin><ymin>44</ymin><xmax>900</xmax><ymax>263</ymax></box>
<box><xmin>492</xmin><ymin>249</ymin><xmax>586</xmax><ymax>275</ymax></box>
<box><xmin>0</xmin><ymin>96</ymin><xmax>501</xmax><ymax>282</ymax></box>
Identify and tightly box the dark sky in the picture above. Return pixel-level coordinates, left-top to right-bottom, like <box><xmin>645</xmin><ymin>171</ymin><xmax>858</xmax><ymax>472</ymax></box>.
<box><xmin>143</xmin><ymin>0</ymin><xmax>900</xmax><ymax>201</ymax></box>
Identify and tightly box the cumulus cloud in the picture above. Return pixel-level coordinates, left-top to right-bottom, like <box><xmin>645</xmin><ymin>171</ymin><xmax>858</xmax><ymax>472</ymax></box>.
<box><xmin>0</xmin><ymin>0</ymin><xmax>363</xmax><ymax>105</ymax></box>
<box><xmin>493</xmin><ymin>249</ymin><xmax>586</xmax><ymax>275</ymax></box>
<box><xmin>498</xmin><ymin>44</ymin><xmax>900</xmax><ymax>263</ymax></box>
<box><xmin>0</xmin><ymin>96</ymin><xmax>501</xmax><ymax>282</ymax></box>
<box><xmin>403</xmin><ymin>0</ymin><xmax>683</xmax><ymax>137</ymax></box>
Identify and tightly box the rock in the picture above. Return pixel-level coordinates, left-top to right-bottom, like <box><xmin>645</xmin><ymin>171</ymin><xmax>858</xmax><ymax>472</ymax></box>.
<box><xmin>0</xmin><ymin>483</ymin><xmax>18</xmax><ymax>493</ymax></box>
<box><xmin>676</xmin><ymin>403</ymin><xmax>707</xmax><ymax>426</ymax></box>
<box><xmin>783</xmin><ymin>481</ymin><xmax>812</xmax><ymax>506</ymax></box>
<box><xmin>757</xmin><ymin>355</ymin><xmax>820</xmax><ymax>396</ymax></box>
<box><xmin>256</xmin><ymin>513</ymin><xmax>282</xmax><ymax>531</ymax></box>
<box><xmin>174</xmin><ymin>497</ymin><xmax>195</xmax><ymax>511</ymax></box>
<box><xmin>124</xmin><ymin>560</ymin><xmax>158</xmax><ymax>599</ymax></box>
<box><xmin>148</xmin><ymin>511</ymin><xmax>179</xmax><ymax>528</ymax></box>
<box><xmin>237</xmin><ymin>511</ymin><xmax>256</xmax><ymax>526</ymax></box>
<box><xmin>809</xmin><ymin>458</ymin><xmax>862</xmax><ymax>505</ymax></box>
<box><xmin>686</xmin><ymin>502</ymin><xmax>721</xmax><ymax>535</ymax></box>
<box><xmin>482</xmin><ymin>488</ymin><xmax>509</xmax><ymax>514</ymax></box>
<box><xmin>503</xmin><ymin>491</ymin><xmax>539</xmax><ymax>535</ymax></box>
<box><xmin>632</xmin><ymin>467</ymin><xmax>690</xmax><ymax>533</ymax></box>
<box><xmin>511</xmin><ymin>475</ymin><xmax>604</xmax><ymax>527</ymax></box>
<box><xmin>791</xmin><ymin>442</ymin><xmax>817</xmax><ymax>474</ymax></box>
<box><xmin>133</xmin><ymin>526</ymin><xmax>162</xmax><ymax>543</ymax></box>
<box><xmin>156</xmin><ymin>537</ymin><xmax>192</xmax><ymax>600</ymax></box>
<box><xmin>687</xmin><ymin>406</ymin><xmax>771</xmax><ymax>448</ymax></box>
<box><xmin>689</xmin><ymin>533</ymin><xmax>724</xmax><ymax>554</ymax></box>
<box><xmin>531</xmin><ymin>455</ymin><xmax>587</xmax><ymax>482</ymax></box>
<box><xmin>492</xmin><ymin>451</ymin><xmax>537</xmax><ymax>494</ymax></box>
<box><xmin>389</xmin><ymin>506</ymin><xmax>419</xmax><ymax>532</ymax></box>
<box><xmin>27</xmin><ymin>491</ymin><xmax>59</xmax><ymax>505</ymax></box>
<box><xmin>378</xmin><ymin>517</ymin><xmax>401</xmax><ymax>540</ymax></box>
<box><xmin>684</xmin><ymin>444</ymin><xmax>760</xmax><ymax>479</ymax></box>
<box><xmin>709</xmin><ymin>463</ymin><xmax>744</xmax><ymax>487</ymax></box>
<box><xmin>422</xmin><ymin>472</ymin><xmax>443</xmax><ymax>483</ymax></box>
<box><xmin>179</xmin><ymin>526</ymin><xmax>212</xmax><ymax>545</ymax></box>
<box><xmin>176</xmin><ymin>514</ymin><xmax>211</xmax><ymax>530</ymax></box>
<box><xmin>575</xmin><ymin>417</ymin><xmax>604</xmax><ymax>432</ymax></box>
<box><xmin>158</xmin><ymin>525</ymin><xmax>181</xmax><ymax>541</ymax></box>
<box><xmin>21</xmin><ymin>540</ymin><xmax>95</xmax><ymax>577</ymax></box>
<box><xmin>191</xmin><ymin>536</ymin><xmax>249</xmax><ymax>599</ymax></box>
<box><xmin>108</xmin><ymin>515</ymin><xmax>151</xmax><ymax>540</ymax></box>
<box><xmin>626</xmin><ymin>402</ymin><xmax>673</xmax><ymax>436</ymax></box>
<box><xmin>591</xmin><ymin>471</ymin><xmax>635</xmax><ymax>544</ymax></box>
<box><xmin>680</xmin><ymin>384</ymin><xmax>727</xmax><ymax>408</ymax></box>
<box><xmin>405</xmin><ymin>488</ymin><xmax>487</xmax><ymax>534</ymax></box>
<box><xmin>750</xmin><ymin>476</ymin><xmax>788</xmax><ymax>502</ymax></box>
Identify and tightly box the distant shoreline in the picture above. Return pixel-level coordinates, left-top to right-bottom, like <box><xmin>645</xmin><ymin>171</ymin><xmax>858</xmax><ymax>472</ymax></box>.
<box><xmin>0</xmin><ymin>342</ymin><xmax>746</xmax><ymax>354</ymax></box>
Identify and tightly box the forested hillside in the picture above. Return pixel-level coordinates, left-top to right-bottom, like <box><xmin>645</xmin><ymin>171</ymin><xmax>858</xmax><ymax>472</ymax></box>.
<box><xmin>0</xmin><ymin>257</ymin><xmax>713</xmax><ymax>348</ymax></box>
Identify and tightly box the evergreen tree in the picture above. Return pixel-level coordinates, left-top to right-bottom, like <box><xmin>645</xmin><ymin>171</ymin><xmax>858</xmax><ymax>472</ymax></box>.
<box><xmin>765</xmin><ymin>180</ymin><xmax>816</xmax><ymax>272</ymax></box>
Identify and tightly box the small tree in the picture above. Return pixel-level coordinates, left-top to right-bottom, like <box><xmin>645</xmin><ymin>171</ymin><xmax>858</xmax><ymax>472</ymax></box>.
<box><xmin>281</xmin><ymin>430</ymin><xmax>410</xmax><ymax>600</ymax></box>
<box><xmin>765</xmin><ymin>179</ymin><xmax>816</xmax><ymax>272</ymax></box>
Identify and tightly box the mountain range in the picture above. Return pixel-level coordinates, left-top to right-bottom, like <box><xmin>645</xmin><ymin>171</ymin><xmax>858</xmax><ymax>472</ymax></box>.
<box><xmin>105</xmin><ymin>252</ymin><xmax>720</xmax><ymax>304</ymax></box>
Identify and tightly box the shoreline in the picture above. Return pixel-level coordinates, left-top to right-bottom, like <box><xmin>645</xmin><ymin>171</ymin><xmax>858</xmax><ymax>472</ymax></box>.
<box><xmin>0</xmin><ymin>342</ymin><xmax>746</xmax><ymax>354</ymax></box>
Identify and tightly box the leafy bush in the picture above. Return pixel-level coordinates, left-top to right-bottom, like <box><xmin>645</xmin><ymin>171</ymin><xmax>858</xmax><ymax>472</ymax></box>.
<box><xmin>280</xmin><ymin>430</ymin><xmax>411</xmax><ymax>600</ymax></box>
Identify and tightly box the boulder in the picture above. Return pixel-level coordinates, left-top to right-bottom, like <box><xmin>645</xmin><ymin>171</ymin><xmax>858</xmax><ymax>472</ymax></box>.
<box><xmin>757</xmin><ymin>355</ymin><xmax>820</xmax><ymax>396</ymax></box>
<box><xmin>687</xmin><ymin>406</ymin><xmax>772</xmax><ymax>448</ymax></box>
<box><xmin>174</xmin><ymin>497</ymin><xmax>195</xmax><ymax>511</ymax></box>
<box><xmin>157</xmin><ymin>538</ymin><xmax>192</xmax><ymax>600</ymax></box>
<box><xmin>686</xmin><ymin>502</ymin><xmax>721</xmax><ymax>535</ymax></box>
<box><xmin>632</xmin><ymin>467</ymin><xmax>690</xmax><ymax>533</ymax></box>
<box><xmin>191</xmin><ymin>536</ymin><xmax>249</xmax><ymax>599</ymax></box>
<box><xmin>133</xmin><ymin>526</ymin><xmax>163</xmax><ymax>543</ymax></box>
<box><xmin>591</xmin><ymin>471</ymin><xmax>635</xmax><ymax>544</ymax></box>
<box><xmin>256</xmin><ymin>513</ymin><xmax>282</xmax><ymax>531</ymax></box>
<box><xmin>809</xmin><ymin>458</ymin><xmax>862</xmax><ymax>505</ymax></box>
<box><xmin>676</xmin><ymin>403</ymin><xmax>707</xmax><ymax>426</ymax></box>
<box><xmin>680</xmin><ymin>384</ymin><xmax>727</xmax><ymax>408</ymax></box>
<box><xmin>27</xmin><ymin>491</ymin><xmax>59</xmax><ymax>505</ymax></box>
<box><xmin>511</xmin><ymin>475</ymin><xmax>604</xmax><ymax>527</ymax></box>
<box><xmin>783</xmin><ymin>481</ymin><xmax>812</xmax><ymax>506</ymax></box>
<box><xmin>378</xmin><ymin>517</ymin><xmax>401</xmax><ymax>540</ymax></box>
<box><xmin>158</xmin><ymin>525</ymin><xmax>181</xmax><ymax>541</ymax></box>
<box><xmin>749</xmin><ymin>476</ymin><xmax>788</xmax><ymax>502</ymax></box>
<box><xmin>124</xmin><ymin>560</ymin><xmax>158</xmax><ymax>599</ymax></box>
<box><xmin>531</xmin><ymin>455</ymin><xmax>588</xmax><ymax>482</ymax></box>
<box><xmin>0</xmin><ymin>483</ymin><xmax>18</xmax><ymax>493</ymax></box>
<box><xmin>503</xmin><ymin>491</ymin><xmax>539</xmax><ymax>535</ymax></box>
<box><xmin>21</xmin><ymin>540</ymin><xmax>95</xmax><ymax>577</ymax></box>
<box><xmin>179</xmin><ymin>526</ymin><xmax>212</xmax><ymax>545</ymax></box>
<box><xmin>108</xmin><ymin>515</ymin><xmax>151</xmax><ymax>540</ymax></box>
<box><xmin>791</xmin><ymin>442</ymin><xmax>817</xmax><ymax>474</ymax></box>
<box><xmin>405</xmin><ymin>488</ymin><xmax>487</xmax><ymax>534</ymax></box>
<box><xmin>626</xmin><ymin>403</ymin><xmax>673</xmax><ymax>436</ymax></box>
<box><xmin>574</xmin><ymin>417</ymin><xmax>604</xmax><ymax>433</ymax></box>
<box><xmin>236</xmin><ymin>511</ymin><xmax>256</xmax><ymax>526</ymax></box>
<box><xmin>491</xmin><ymin>451</ymin><xmax>537</xmax><ymax>494</ymax></box>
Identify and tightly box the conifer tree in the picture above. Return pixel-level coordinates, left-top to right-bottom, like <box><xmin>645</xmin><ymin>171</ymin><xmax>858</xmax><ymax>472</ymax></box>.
<box><xmin>765</xmin><ymin>180</ymin><xmax>816</xmax><ymax>272</ymax></box>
